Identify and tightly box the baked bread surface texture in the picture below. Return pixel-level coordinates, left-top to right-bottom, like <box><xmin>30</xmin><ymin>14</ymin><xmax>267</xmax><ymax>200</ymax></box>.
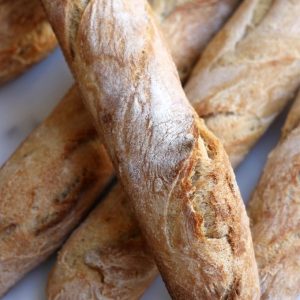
<box><xmin>0</xmin><ymin>87</ymin><xmax>114</xmax><ymax>296</ymax></box>
<box><xmin>185</xmin><ymin>0</ymin><xmax>300</xmax><ymax>167</ymax></box>
<box><xmin>41</xmin><ymin>0</ymin><xmax>260</xmax><ymax>298</ymax></box>
<box><xmin>150</xmin><ymin>0</ymin><xmax>240</xmax><ymax>80</ymax></box>
<box><xmin>0</xmin><ymin>0</ymin><xmax>240</xmax><ymax>295</ymax></box>
<box><xmin>0</xmin><ymin>0</ymin><xmax>238</xmax><ymax>84</ymax></box>
<box><xmin>248</xmin><ymin>91</ymin><xmax>300</xmax><ymax>300</ymax></box>
<box><xmin>0</xmin><ymin>0</ymin><xmax>57</xmax><ymax>84</ymax></box>
<box><xmin>47</xmin><ymin>184</ymin><xmax>157</xmax><ymax>300</ymax></box>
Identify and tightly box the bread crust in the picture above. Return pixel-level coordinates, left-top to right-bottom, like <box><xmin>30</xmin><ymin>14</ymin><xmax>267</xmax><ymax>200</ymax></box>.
<box><xmin>0</xmin><ymin>0</ymin><xmax>240</xmax><ymax>295</ymax></box>
<box><xmin>0</xmin><ymin>0</ymin><xmax>57</xmax><ymax>84</ymax></box>
<box><xmin>0</xmin><ymin>87</ymin><xmax>114</xmax><ymax>296</ymax></box>
<box><xmin>47</xmin><ymin>184</ymin><xmax>157</xmax><ymax>300</ymax></box>
<box><xmin>150</xmin><ymin>0</ymin><xmax>240</xmax><ymax>80</ymax></box>
<box><xmin>41</xmin><ymin>1</ymin><xmax>260</xmax><ymax>298</ymax></box>
<box><xmin>281</xmin><ymin>93</ymin><xmax>300</xmax><ymax>140</ymax></box>
<box><xmin>0</xmin><ymin>0</ymin><xmax>238</xmax><ymax>85</ymax></box>
<box><xmin>248</xmin><ymin>91</ymin><xmax>300</xmax><ymax>300</ymax></box>
<box><xmin>185</xmin><ymin>0</ymin><xmax>300</xmax><ymax>167</ymax></box>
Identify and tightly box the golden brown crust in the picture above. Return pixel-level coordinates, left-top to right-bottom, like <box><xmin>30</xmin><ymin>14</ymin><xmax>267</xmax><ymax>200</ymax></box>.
<box><xmin>41</xmin><ymin>0</ymin><xmax>259</xmax><ymax>298</ymax></box>
<box><xmin>184</xmin><ymin>0</ymin><xmax>300</xmax><ymax>167</ymax></box>
<box><xmin>0</xmin><ymin>87</ymin><xmax>114</xmax><ymax>296</ymax></box>
<box><xmin>0</xmin><ymin>0</ymin><xmax>238</xmax><ymax>85</ymax></box>
<box><xmin>0</xmin><ymin>0</ymin><xmax>57</xmax><ymax>85</ymax></box>
<box><xmin>248</xmin><ymin>91</ymin><xmax>300</xmax><ymax>300</ymax></box>
<box><xmin>151</xmin><ymin>0</ymin><xmax>240</xmax><ymax>81</ymax></box>
<box><xmin>47</xmin><ymin>184</ymin><xmax>157</xmax><ymax>300</ymax></box>
<box><xmin>0</xmin><ymin>0</ymin><xmax>240</xmax><ymax>295</ymax></box>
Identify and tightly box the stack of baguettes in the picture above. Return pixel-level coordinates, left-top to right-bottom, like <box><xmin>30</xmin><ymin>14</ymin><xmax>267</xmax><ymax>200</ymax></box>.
<box><xmin>0</xmin><ymin>0</ymin><xmax>299</xmax><ymax>299</ymax></box>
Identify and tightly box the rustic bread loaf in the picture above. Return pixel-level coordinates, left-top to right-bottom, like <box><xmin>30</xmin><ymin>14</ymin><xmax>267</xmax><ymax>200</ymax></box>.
<box><xmin>0</xmin><ymin>87</ymin><xmax>114</xmax><ymax>296</ymax></box>
<box><xmin>248</xmin><ymin>91</ymin><xmax>300</xmax><ymax>300</ymax></box>
<box><xmin>0</xmin><ymin>0</ymin><xmax>238</xmax><ymax>84</ymax></box>
<box><xmin>0</xmin><ymin>0</ymin><xmax>240</xmax><ymax>294</ymax></box>
<box><xmin>185</xmin><ymin>0</ymin><xmax>300</xmax><ymax>167</ymax></box>
<box><xmin>0</xmin><ymin>0</ymin><xmax>57</xmax><ymax>84</ymax></box>
<box><xmin>41</xmin><ymin>0</ymin><xmax>259</xmax><ymax>298</ymax></box>
<box><xmin>47</xmin><ymin>184</ymin><xmax>157</xmax><ymax>300</ymax></box>
<box><xmin>0</xmin><ymin>85</ymin><xmax>159</xmax><ymax>299</ymax></box>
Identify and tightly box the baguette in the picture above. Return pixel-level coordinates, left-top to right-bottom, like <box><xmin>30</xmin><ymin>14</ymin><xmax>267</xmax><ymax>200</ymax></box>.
<box><xmin>47</xmin><ymin>184</ymin><xmax>157</xmax><ymax>300</ymax></box>
<box><xmin>150</xmin><ymin>0</ymin><xmax>240</xmax><ymax>80</ymax></box>
<box><xmin>0</xmin><ymin>87</ymin><xmax>114</xmax><ymax>296</ymax></box>
<box><xmin>0</xmin><ymin>0</ymin><xmax>238</xmax><ymax>85</ymax></box>
<box><xmin>248</xmin><ymin>91</ymin><xmax>300</xmax><ymax>300</ymax></box>
<box><xmin>185</xmin><ymin>0</ymin><xmax>300</xmax><ymax>167</ymax></box>
<box><xmin>0</xmin><ymin>0</ymin><xmax>57</xmax><ymax>84</ymax></box>
<box><xmin>0</xmin><ymin>0</ymin><xmax>240</xmax><ymax>294</ymax></box>
<box><xmin>41</xmin><ymin>0</ymin><xmax>259</xmax><ymax>298</ymax></box>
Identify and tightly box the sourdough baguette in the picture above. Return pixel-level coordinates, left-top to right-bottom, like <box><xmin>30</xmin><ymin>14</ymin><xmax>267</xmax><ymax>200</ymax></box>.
<box><xmin>41</xmin><ymin>0</ymin><xmax>259</xmax><ymax>298</ymax></box>
<box><xmin>248</xmin><ymin>91</ymin><xmax>300</xmax><ymax>300</ymax></box>
<box><xmin>47</xmin><ymin>184</ymin><xmax>157</xmax><ymax>300</ymax></box>
<box><xmin>185</xmin><ymin>0</ymin><xmax>300</xmax><ymax>167</ymax></box>
<box><xmin>0</xmin><ymin>0</ymin><xmax>57</xmax><ymax>84</ymax></box>
<box><xmin>150</xmin><ymin>0</ymin><xmax>240</xmax><ymax>80</ymax></box>
<box><xmin>0</xmin><ymin>87</ymin><xmax>114</xmax><ymax>296</ymax></box>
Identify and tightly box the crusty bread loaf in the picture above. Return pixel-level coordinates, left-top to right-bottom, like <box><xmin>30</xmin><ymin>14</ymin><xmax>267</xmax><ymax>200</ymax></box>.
<box><xmin>248</xmin><ymin>91</ymin><xmax>300</xmax><ymax>300</ymax></box>
<box><xmin>0</xmin><ymin>87</ymin><xmax>114</xmax><ymax>297</ymax></box>
<box><xmin>0</xmin><ymin>0</ymin><xmax>57</xmax><ymax>84</ymax></box>
<box><xmin>0</xmin><ymin>0</ymin><xmax>238</xmax><ymax>85</ymax></box>
<box><xmin>185</xmin><ymin>0</ymin><xmax>300</xmax><ymax>167</ymax></box>
<box><xmin>47</xmin><ymin>184</ymin><xmax>157</xmax><ymax>300</ymax></box>
<box><xmin>41</xmin><ymin>0</ymin><xmax>260</xmax><ymax>298</ymax></box>
<box><xmin>0</xmin><ymin>85</ymin><xmax>158</xmax><ymax>299</ymax></box>
<box><xmin>150</xmin><ymin>0</ymin><xmax>240</xmax><ymax>80</ymax></box>
<box><xmin>0</xmin><ymin>0</ymin><xmax>240</xmax><ymax>295</ymax></box>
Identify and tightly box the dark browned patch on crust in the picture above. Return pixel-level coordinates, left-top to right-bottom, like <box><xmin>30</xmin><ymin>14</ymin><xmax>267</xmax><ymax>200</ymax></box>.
<box><xmin>226</xmin><ymin>173</ymin><xmax>235</xmax><ymax>195</ymax></box>
<box><xmin>102</xmin><ymin>112</ymin><xmax>113</xmax><ymax>125</ymax></box>
<box><xmin>63</xmin><ymin>126</ymin><xmax>97</xmax><ymax>158</ymax></box>
<box><xmin>188</xmin><ymin>208</ymin><xmax>204</xmax><ymax>239</ymax></box>
<box><xmin>225</xmin><ymin>278</ymin><xmax>242</xmax><ymax>299</ymax></box>
<box><xmin>209</xmin><ymin>172</ymin><xmax>218</xmax><ymax>184</ymax></box>
<box><xmin>35</xmin><ymin>172</ymin><xmax>96</xmax><ymax>235</ymax></box>
<box><xmin>227</xmin><ymin>227</ymin><xmax>245</xmax><ymax>256</ymax></box>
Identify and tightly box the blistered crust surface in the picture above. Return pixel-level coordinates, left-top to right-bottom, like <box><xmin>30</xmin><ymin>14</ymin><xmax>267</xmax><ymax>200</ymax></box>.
<box><xmin>42</xmin><ymin>0</ymin><xmax>260</xmax><ymax>298</ymax></box>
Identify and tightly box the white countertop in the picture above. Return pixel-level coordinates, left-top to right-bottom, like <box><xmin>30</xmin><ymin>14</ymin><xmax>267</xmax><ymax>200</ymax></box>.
<box><xmin>0</xmin><ymin>48</ymin><xmax>297</xmax><ymax>300</ymax></box>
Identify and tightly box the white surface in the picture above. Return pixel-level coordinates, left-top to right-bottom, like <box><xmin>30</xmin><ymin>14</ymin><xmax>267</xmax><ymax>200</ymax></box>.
<box><xmin>0</xmin><ymin>49</ymin><xmax>298</xmax><ymax>300</ymax></box>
